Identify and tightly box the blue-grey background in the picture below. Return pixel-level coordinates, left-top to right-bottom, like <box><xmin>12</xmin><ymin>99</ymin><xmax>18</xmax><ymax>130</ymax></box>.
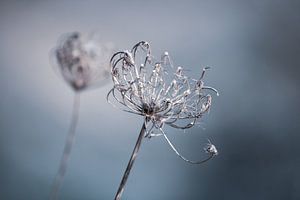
<box><xmin>0</xmin><ymin>0</ymin><xmax>299</xmax><ymax>199</ymax></box>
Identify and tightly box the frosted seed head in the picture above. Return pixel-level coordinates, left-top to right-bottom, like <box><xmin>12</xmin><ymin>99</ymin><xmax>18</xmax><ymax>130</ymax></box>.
<box><xmin>204</xmin><ymin>141</ymin><xmax>218</xmax><ymax>156</ymax></box>
<box><xmin>108</xmin><ymin>41</ymin><xmax>218</xmax><ymax>131</ymax></box>
<box><xmin>108</xmin><ymin>41</ymin><xmax>220</xmax><ymax>166</ymax></box>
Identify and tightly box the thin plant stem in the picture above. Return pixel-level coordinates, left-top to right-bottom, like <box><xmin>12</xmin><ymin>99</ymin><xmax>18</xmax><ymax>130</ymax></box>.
<box><xmin>114</xmin><ymin>118</ymin><xmax>148</xmax><ymax>200</ymax></box>
<box><xmin>49</xmin><ymin>93</ymin><xmax>81</xmax><ymax>200</ymax></box>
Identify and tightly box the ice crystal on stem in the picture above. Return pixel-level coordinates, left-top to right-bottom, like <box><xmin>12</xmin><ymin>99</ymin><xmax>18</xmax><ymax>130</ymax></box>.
<box><xmin>108</xmin><ymin>41</ymin><xmax>219</xmax><ymax>200</ymax></box>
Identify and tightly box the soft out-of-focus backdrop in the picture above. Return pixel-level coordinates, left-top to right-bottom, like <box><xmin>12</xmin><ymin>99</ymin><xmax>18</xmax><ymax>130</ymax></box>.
<box><xmin>0</xmin><ymin>0</ymin><xmax>299</xmax><ymax>199</ymax></box>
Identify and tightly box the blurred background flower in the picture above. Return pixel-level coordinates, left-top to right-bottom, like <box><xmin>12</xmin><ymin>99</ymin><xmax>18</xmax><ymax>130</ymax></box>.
<box><xmin>53</xmin><ymin>32</ymin><xmax>111</xmax><ymax>91</ymax></box>
<box><xmin>0</xmin><ymin>0</ymin><xmax>299</xmax><ymax>200</ymax></box>
<box><xmin>49</xmin><ymin>32</ymin><xmax>112</xmax><ymax>200</ymax></box>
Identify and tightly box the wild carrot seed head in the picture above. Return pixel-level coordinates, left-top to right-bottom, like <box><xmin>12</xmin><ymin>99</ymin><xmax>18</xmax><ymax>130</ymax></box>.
<box><xmin>108</xmin><ymin>41</ymin><xmax>219</xmax><ymax>135</ymax></box>
<box><xmin>53</xmin><ymin>32</ymin><xmax>112</xmax><ymax>91</ymax></box>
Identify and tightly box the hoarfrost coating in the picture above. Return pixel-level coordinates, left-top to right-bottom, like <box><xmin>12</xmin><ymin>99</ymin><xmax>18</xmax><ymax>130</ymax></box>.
<box><xmin>108</xmin><ymin>41</ymin><xmax>219</xmax><ymax>163</ymax></box>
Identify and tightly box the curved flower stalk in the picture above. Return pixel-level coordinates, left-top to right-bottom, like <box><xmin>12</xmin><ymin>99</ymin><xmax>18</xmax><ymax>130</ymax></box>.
<box><xmin>108</xmin><ymin>41</ymin><xmax>219</xmax><ymax>200</ymax></box>
<box><xmin>49</xmin><ymin>32</ymin><xmax>112</xmax><ymax>200</ymax></box>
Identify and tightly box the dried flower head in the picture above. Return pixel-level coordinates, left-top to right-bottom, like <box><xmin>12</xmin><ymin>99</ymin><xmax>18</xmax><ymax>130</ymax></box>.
<box><xmin>108</xmin><ymin>41</ymin><xmax>219</xmax><ymax>163</ymax></box>
<box><xmin>109</xmin><ymin>41</ymin><xmax>219</xmax><ymax>200</ymax></box>
<box><xmin>53</xmin><ymin>32</ymin><xmax>112</xmax><ymax>91</ymax></box>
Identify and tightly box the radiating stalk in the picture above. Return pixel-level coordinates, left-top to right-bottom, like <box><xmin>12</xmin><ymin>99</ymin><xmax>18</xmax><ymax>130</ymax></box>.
<box><xmin>49</xmin><ymin>93</ymin><xmax>81</xmax><ymax>200</ymax></box>
<box><xmin>114</xmin><ymin>119</ymin><xmax>148</xmax><ymax>200</ymax></box>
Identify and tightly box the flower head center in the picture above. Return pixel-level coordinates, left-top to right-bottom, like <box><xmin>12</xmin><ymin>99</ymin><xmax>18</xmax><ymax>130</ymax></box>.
<box><xmin>142</xmin><ymin>102</ymin><xmax>158</xmax><ymax>116</ymax></box>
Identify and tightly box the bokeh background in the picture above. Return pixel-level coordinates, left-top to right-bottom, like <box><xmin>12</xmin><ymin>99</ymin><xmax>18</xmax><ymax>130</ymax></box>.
<box><xmin>0</xmin><ymin>0</ymin><xmax>299</xmax><ymax>199</ymax></box>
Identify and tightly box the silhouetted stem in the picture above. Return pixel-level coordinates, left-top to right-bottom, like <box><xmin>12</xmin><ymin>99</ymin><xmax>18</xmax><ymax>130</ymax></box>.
<box><xmin>49</xmin><ymin>93</ymin><xmax>81</xmax><ymax>200</ymax></box>
<box><xmin>114</xmin><ymin>119</ymin><xmax>148</xmax><ymax>200</ymax></box>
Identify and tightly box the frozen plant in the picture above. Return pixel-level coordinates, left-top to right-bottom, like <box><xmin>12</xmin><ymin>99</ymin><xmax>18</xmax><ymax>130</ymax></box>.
<box><xmin>49</xmin><ymin>32</ymin><xmax>112</xmax><ymax>200</ymax></box>
<box><xmin>108</xmin><ymin>41</ymin><xmax>219</xmax><ymax>200</ymax></box>
<box><xmin>54</xmin><ymin>32</ymin><xmax>112</xmax><ymax>90</ymax></box>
